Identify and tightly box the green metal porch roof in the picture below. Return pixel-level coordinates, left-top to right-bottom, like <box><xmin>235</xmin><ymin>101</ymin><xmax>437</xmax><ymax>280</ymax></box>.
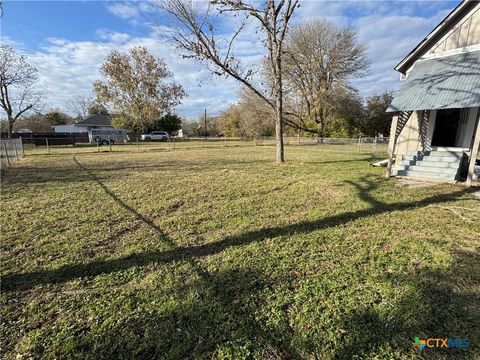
<box><xmin>387</xmin><ymin>50</ymin><xmax>480</xmax><ymax>112</ymax></box>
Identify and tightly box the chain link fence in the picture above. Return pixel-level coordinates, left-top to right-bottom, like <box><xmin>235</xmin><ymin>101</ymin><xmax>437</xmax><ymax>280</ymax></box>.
<box><xmin>1</xmin><ymin>138</ymin><xmax>24</xmax><ymax>168</ymax></box>
<box><xmin>20</xmin><ymin>136</ymin><xmax>389</xmax><ymax>156</ymax></box>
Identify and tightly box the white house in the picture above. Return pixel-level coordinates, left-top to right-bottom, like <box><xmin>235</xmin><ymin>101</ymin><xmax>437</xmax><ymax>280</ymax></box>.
<box><xmin>53</xmin><ymin>114</ymin><xmax>112</xmax><ymax>133</ymax></box>
<box><xmin>386</xmin><ymin>0</ymin><xmax>480</xmax><ymax>185</ymax></box>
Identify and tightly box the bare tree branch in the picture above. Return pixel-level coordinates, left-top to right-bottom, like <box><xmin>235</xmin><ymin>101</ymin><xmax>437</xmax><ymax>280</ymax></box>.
<box><xmin>0</xmin><ymin>45</ymin><xmax>43</xmax><ymax>137</ymax></box>
<box><xmin>161</xmin><ymin>0</ymin><xmax>298</xmax><ymax>163</ymax></box>
<box><xmin>282</xmin><ymin>19</ymin><xmax>369</xmax><ymax>136</ymax></box>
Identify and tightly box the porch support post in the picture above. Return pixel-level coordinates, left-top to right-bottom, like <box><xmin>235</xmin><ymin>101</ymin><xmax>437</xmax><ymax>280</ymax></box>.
<box><xmin>466</xmin><ymin>113</ymin><xmax>480</xmax><ymax>186</ymax></box>
<box><xmin>386</xmin><ymin>115</ymin><xmax>399</xmax><ymax>178</ymax></box>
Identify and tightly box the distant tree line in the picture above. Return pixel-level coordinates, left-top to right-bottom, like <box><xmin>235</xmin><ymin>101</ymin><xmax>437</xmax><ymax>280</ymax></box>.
<box><xmin>214</xmin><ymin>88</ymin><xmax>393</xmax><ymax>138</ymax></box>
<box><xmin>1</xmin><ymin>16</ymin><xmax>393</xmax><ymax>142</ymax></box>
<box><xmin>0</xmin><ymin>103</ymin><xmax>110</xmax><ymax>133</ymax></box>
<box><xmin>0</xmin><ymin>110</ymin><xmax>72</xmax><ymax>133</ymax></box>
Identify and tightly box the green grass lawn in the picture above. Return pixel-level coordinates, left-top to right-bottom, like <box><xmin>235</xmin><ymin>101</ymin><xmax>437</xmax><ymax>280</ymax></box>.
<box><xmin>1</xmin><ymin>145</ymin><xmax>478</xmax><ymax>359</ymax></box>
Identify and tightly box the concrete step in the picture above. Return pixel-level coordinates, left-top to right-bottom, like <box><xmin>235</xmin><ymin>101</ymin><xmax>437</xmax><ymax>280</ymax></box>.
<box><xmin>425</xmin><ymin>151</ymin><xmax>463</xmax><ymax>158</ymax></box>
<box><xmin>396</xmin><ymin>169</ymin><xmax>457</xmax><ymax>181</ymax></box>
<box><xmin>420</xmin><ymin>156</ymin><xmax>462</xmax><ymax>163</ymax></box>
<box><xmin>396</xmin><ymin>150</ymin><xmax>463</xmax><ymax>183</ymax></box>
<box><xmin>402</xmin><ymin>155</ymin><xmax>421</xmax><ymax>161</ymax></box>
<box><xmin>431</xmin><ymin>147</ymin><xmax>467</xmax><ymax>152</ymax></box>
<box><xmin>417</xmin><ymin>160</ymin><xmax>460</xmax><ymax>169</ymax></box>
<box><xmin>399</xmin><ymin>159</ymin><xmax>416</xmax><ymax>166</ymax></box>
<box><xmin>412</xmin><ymin>165</ymin><xmax>458</xmax><ymax>175</ymax></box>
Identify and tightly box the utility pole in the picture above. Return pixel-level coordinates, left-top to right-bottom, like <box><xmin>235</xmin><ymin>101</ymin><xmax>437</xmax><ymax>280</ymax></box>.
<box><xmin>204</xmin><ymin>108</ymin><xmax>207</xmax><ymax>140</ymax></box>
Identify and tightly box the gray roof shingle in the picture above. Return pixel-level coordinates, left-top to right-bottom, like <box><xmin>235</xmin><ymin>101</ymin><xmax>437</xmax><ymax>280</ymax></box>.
<box><xmin>76</xmin><ymin>114</ymin><xmax>111</xmax><ymax>127</ymax></box>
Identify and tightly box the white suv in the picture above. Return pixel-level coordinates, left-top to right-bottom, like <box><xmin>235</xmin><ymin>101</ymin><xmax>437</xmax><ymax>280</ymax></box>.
<box><xmin>141</xmin><ymin>131</ymin><xmax>170</xmax><ymax>142</ymax></box>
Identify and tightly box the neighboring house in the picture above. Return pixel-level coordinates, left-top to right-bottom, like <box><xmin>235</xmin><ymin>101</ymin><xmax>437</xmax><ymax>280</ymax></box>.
<box><xmin>53</xmin><ymin>114</ymin><xmax>112</xmax><ymax>133</ymax></box>
<box><xmin>386</xmin><ymin>0</ymin><xmax>480</xmax><ymax>185</ymax></box>
<box><xmin>52</xmin><ymin>124</ymin><xmax>87</xmax><ymax>133</ymax></box>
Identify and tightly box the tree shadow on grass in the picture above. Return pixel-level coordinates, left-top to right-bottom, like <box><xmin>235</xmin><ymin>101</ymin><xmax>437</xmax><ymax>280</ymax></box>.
<box><xmin>1</xmin><ymin>171</ymin><xmax>476</xmax><ymax>292</ymax></box>
<box><xmin>14</xmin><ymin>219</ymin><xmax>476</xmax><ymax>359</ymax></box>
<box><xmin>40</xmin><ymin>266</ymin><xmax>300</xmax><ymax>359</ymax></box>
<box><xmin>2</xmin><ymin>160</ymin><xmax>479</xmax><ymax>358</ymax></box>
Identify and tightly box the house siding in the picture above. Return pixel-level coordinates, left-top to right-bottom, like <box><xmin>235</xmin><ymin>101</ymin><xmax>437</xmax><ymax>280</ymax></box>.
<box><xmin>427</xmin><ymin>5</ymin><xmax>480</xmax><ymax>55</ymax></box>
<box><xmin>457</xmin><ymin>107</ymin><xmax>479</xmax><ymax>148</ymax></box>
<box><xmin>394</xmin><ymin>111</ymin><xmax>422</xmax><ymax>163</ymax></box>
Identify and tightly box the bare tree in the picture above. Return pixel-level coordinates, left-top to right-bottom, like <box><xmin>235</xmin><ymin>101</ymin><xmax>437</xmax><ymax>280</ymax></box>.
<box><xmin>0</xmin><ymin>45</ymin><xmax>43</xmax><ymax>137</ymax></box>
<box><xmin>161</xmin><ymin>0</ymin><xmax>299</xmax><ymax>164</ymax></box>
<box><xmin>282</xmin><ymin>19</ymin><xmax>368</xmax><ymax>138</ymax></box>
<box><xmin>67</xmin><ymin>94</ymin><xmax>94</xmax><ymax>120</ymax></box>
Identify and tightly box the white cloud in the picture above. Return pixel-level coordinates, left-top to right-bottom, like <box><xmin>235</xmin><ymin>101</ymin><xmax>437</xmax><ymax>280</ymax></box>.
<box><xmin>16</xmin><ymin>35</ymin><xmax>239</xmax><ymax>118</ymax></box>
<box><xmin>105</xmin><ymin>2</ymin><xmax>140</xmax><ymax>19</ymax></box>
<box><xmin>9</xmin><ymin>1</ymin><xmax>457</xmax><ymax>118</ymax></box>
<box><xmin>97</xmin><ymin>30</ymin><xmax>131</xmax><ymax>43</ymax></box>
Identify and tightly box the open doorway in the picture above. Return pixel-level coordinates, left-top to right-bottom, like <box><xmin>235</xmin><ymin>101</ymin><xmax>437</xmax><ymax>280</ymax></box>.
<box><xmin>431</xmin><ymin>109</ymin><xmax>461</xmax><ymax>147</ymax></box>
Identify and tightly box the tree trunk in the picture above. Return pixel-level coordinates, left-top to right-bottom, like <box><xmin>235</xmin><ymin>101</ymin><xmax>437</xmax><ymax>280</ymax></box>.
<box><xmin>274</xmin><ymin>87</ymin><xmax>285</xmax><ymax>163</ymax></box>
<box><xmin>8</xmin><ymin>119</ymin><xmax>14</xmax><ymax>138</ymax></box>
<box><xmin>274</xmin><ymin>54</ymin><xmax>285</xmax><ymax>164</ymax></box>
<box><xmin>275</xmin><ymin>102</ymin><xmax>284</xmax><ymax>164</ymax></box>
<box><xmin>317</xmin><ymin>121</ymin><xmax>324</xmax><ymax>144</ymax></box>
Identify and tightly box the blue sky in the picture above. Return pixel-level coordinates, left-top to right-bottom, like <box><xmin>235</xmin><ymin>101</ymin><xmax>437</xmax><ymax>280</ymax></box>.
<box><xmin>1</xmin><ymin>0</ymin><xmax>460</xmax><ymax>119</ymax></box>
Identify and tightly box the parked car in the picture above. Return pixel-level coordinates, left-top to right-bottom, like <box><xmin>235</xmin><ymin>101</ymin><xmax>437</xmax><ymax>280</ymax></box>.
<box><xmin>88</xmin><ymin>128</ymin><xmax>129</xmax><ymax>145</ymax></box>
<box><xmin>141</xmin><ymin>131</ymin><xmax>170</xmax><ymax>141</ymax></box>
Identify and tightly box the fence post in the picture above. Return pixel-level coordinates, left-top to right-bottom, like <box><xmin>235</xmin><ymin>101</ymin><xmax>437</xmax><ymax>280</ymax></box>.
<box><xmin>3</xmin><ymin>140</ymin><xmax>10</xmax><ymax>165</ymax></box>
<box><xmin>172</xmin><ymin>136</ymin><xmax>175</xmax><ymax>150</ymax></box>
<box><xmin>136</xmin><ymin>136</ymin><xmax>139</xmax><ymax>152</ymax></box>
<box><xmin>18</xmin><ymin>136</ymin><xmax>23</xmax><ymax>157</ymax></box>
<box><xmin>20</xmin><ymin>138</ymin><xmax>24</xmax><ymax>158</ymax></box>
<box><xmin>109</xmin><ymin>137</ymin><xmax>112</xmax><ymax>152</ymax></box>
<box><xmin>46</xmin><ymin>138</ymin><xmax>50</xmax><ymax>155</ymax></box>
<box><xmin>373</xmin><ymin>136</ymin><xmax>377</xmax><ymax>153</ymax></box>
<box><xmin>97</xmin><ymin>139</ymin><xmax>100</xmax><ymax>153</ymax></box>
<box><xmin>14</xmin><ymin>139</ymin><xmax>19</xmax><ymax>160</ymax></box>
<box><xmin>357</xmin><ymin>136</ymin><xmax>361</xmax><ymax>152</ymax></box>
